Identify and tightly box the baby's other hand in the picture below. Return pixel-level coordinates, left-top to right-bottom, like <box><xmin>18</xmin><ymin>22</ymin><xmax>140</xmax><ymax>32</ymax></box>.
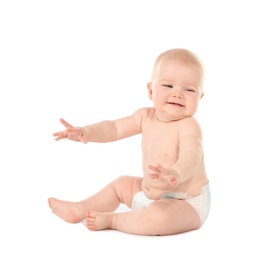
<box><xmin>53</xmin><ymin>118</ymin><xmax>88</xmax><ymax>143</ymax></box>
<box><xmin>148</xmin><ymin>163</ymin><xmax>178</xmax><ymax>186</ymax></box>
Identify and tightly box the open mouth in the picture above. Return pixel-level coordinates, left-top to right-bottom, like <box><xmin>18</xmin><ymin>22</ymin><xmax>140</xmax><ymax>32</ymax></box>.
<box><xmin>167</xmin><ymin>102</ymin><xmax>184</xmax><ymax>107</ymax></box>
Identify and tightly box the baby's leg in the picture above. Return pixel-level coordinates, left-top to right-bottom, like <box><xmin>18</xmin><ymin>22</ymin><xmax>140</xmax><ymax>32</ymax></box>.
<box><xmin>48</xmin><ymin>175</ymin><xmax>142</xmax><ymax>223</ymax></box>
<box><xmin>48</xmin><ymin>198</ymin><xmax>85</xmax><ymax>223</ymax></box>
<box><xmin>86</xmin><ymin>199</ymin><xmax>201</xmax><ymax>236</ymax></box>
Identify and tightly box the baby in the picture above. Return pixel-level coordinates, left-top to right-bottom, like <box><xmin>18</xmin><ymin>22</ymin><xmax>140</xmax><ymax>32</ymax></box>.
<box><xmin>49</xmin><ymin>48</ymin><xmax>211</xmax><ymax>236</ymax></box>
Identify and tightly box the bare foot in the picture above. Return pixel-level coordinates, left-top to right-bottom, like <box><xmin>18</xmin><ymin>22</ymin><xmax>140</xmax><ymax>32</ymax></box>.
<box><xmin>48</xmin><ymin>198</ymin><xmax>85</xmax><ymax>223</ymax></box>
<box><xmin>86</xmin><ymin>211</ymin><xmax>115</xmax><ymax>231</ymax></box>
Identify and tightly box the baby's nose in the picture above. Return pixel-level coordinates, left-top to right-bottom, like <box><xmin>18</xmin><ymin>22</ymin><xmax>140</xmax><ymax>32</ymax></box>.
<box><xmin>172</xmin><ymin>91</ymin><xmax>183</xmax><ymax>98</ymax></box>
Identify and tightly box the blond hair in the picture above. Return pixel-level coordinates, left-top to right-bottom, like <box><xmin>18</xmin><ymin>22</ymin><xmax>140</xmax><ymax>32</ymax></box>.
<box><xmin>151</xmin><ymin>48</ymin><xmax>205</xmax><ymax>88</ymax></box>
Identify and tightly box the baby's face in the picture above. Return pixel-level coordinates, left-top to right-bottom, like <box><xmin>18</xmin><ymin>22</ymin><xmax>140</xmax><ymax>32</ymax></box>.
<box><xmin>148</xmin><ymin>59</ymin><xmax>203</xmax><ymax>122</ymax></box>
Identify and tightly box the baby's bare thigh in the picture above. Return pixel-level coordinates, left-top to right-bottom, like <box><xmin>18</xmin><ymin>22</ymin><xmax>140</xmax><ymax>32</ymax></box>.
<box><xmin>147</xmin><ymin>199</ymin><xmax>201</xmax><ymax>234</ymax></box>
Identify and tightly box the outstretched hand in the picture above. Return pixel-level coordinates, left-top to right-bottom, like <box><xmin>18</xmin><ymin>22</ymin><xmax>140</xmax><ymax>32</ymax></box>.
<box><xmin>148</xmin><ymin>163</ymin><xmax>178</xmax><ymax>186</ymax></box>
<box><xmin>53</xmin><ymin>118</ymin><xmax>88</xmax><ymax>143</ymax></box>
<box><xmin>142</xmin><ymin>163</ymin><xmax>179</xmax><ymax>200</ymax></box>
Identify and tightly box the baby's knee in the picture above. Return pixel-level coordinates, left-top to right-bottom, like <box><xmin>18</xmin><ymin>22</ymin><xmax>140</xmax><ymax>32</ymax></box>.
<box><xmin>114</xmin><ymin>175</ymin><xmax>133</xmax><ymax>184</ymax></box>
<box><xmin>114</xmin><ymin>175</ymin><xmax>142</xmax><ymax>186</ymax></box>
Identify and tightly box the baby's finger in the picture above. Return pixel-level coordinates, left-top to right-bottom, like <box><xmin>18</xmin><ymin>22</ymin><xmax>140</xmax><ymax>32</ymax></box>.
<box><xmin>53</xmin><ymin>131</ymin><xmax>60</xmax><ymax>136</ymax></box>
<box><xmin>66</xmin><ymin>127</ymin><xmax>82</xmax><ymax>135</ymax></box>
<box><xmin>157</xmin><ymin>174</ymin><xmax>177</xmax><ymax>185</ymax></box>
<box><xmin>53</xmin><ymin>131</ymin><xmax>67</xmax><ymax>137</ymax></box>
<box><xmin>54</xmin><ymin>136</ymin><xmax>64</xmax><ymax>141</ymax></box>
<box><xmin>147</xmin><ymin>165</ymin><xmax>160</xmax><ymax>173</ymax></box>
<box><xmin>148</xmin><ymin>173</ymin><xmax>160</xmax><ymax>179</ymax></box>
<box><xmin>59</xmin><ymin>118</ymin><xmax>73</xmax><ymax>128</ymax></box>
<box><xmin>53</xmin><ymin>129</ymin><xmax>69</xmax><ymax>140</ymax></box>
<box><xmin>167</xmin><ymin>175</ymin><xmax>177</xmax><ymax>185</ymax></box>
<box><xmin>80</xmin><ymin>135</ymin><xmax>88</xmax><ymax>144</ymax></box>
<box><xmin>156</xmin><ymin>163</ymin><xmax>164</xmax><ymax>170</ymax></box>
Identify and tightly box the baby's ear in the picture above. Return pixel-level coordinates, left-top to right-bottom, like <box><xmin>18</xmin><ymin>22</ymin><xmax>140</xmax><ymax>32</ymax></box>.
<box><xmin>200</xmin><ymin>91</ymin><xmax>204</xmax><ymax>99</ymax></box>
<box><xmin>147</xmin><ymin>82</ymin><xmax>153</xmax><ymax>100</ymax></box>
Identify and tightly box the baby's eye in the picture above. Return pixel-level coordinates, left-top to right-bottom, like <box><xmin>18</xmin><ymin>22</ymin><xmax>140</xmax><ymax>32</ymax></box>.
<box><xmin>185</xmin><ymin>88</ymin><xmax>195</xmax><ymax>92</ymax></box>
<box><xmin>163</xmin><ymin>84</ymin><xmax>173</xmax><ymax>88</ymax></box>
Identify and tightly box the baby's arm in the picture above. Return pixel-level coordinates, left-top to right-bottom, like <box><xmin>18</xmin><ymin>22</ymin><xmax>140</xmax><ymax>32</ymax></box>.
<box><xmin>83</xmin><ymin>117</ymin><xmax>140</xmax><ymax>143</ymax></box>
<box><xmin>171</xmin><ymin>118</ymin><xmax>204</xmax><ymax>183</ymax></box>
<box><xmin>53</xmin><ymin>109</ymin><xmax>144</xmax><ymax>143</ymax></box>
<box><xmin>147</xmin><ymin>118</ymin><xmax>203</xmax><ymax>190</ymax></box>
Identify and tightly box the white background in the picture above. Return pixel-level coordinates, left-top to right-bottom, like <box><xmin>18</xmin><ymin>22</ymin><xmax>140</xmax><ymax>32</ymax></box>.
<box><xmin>1</xmin><ymin>0</ymin><xmax>266</xmax><ymax>259</ymax></box>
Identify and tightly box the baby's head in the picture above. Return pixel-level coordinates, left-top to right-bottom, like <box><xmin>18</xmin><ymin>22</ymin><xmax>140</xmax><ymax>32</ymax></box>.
<box><xmin>148</xmin><ymin>48</ymin><xmax>205</xmax><ymax>121</ymax></box>
<box><xmin>151</xmin><ymin>48</ymin><xmax>205</xmax><ymax>90</ymax></box>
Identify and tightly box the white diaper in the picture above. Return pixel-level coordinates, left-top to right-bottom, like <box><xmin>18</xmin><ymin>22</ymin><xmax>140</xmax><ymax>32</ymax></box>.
<box><xmin>132</xmin><ymin>183</ymin><xmax>211</xmax><ymax>226</ymax></box>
